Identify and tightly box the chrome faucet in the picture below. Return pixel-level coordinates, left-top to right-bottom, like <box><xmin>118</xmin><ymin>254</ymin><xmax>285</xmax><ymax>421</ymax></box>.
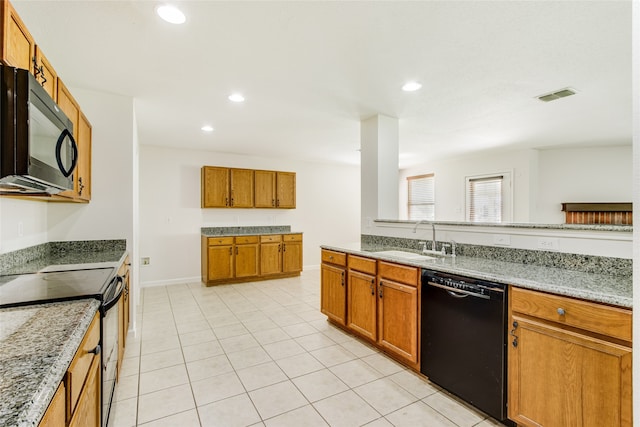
<box><xmin>413</xmin><ymin>220</ymin><xmax>436</xmax><ymax>253</ymax></box>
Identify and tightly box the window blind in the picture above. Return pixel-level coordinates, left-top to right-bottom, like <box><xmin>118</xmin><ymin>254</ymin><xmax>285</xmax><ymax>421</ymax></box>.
<box><xmin>408</xmin><ymin>174</ymin><xmax>435</xmax><ymax>220</ymax></box>
<box><xmin>468</xmin><ymin>175</ymin><xmax>503</xmax><ymax>223</ymax></box>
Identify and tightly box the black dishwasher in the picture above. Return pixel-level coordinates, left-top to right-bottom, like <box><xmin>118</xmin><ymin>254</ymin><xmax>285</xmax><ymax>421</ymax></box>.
<box><xmin>420</xmin><ymin>269</ymin><xmax>512</xmax><ymax>425</ymax></box>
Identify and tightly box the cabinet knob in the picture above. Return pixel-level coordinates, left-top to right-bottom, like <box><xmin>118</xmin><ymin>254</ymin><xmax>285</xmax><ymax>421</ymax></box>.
<box><xmin>557</xmin><ymin>308</ymin><xmax>566</xmax><ymax>316</ymax></box>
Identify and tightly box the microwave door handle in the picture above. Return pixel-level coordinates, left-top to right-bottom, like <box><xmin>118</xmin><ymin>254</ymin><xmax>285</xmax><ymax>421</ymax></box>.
<box><xmin>55</xmin><ymin>128</ymin><xmax>78</xmax><ymax>178</ymax></box>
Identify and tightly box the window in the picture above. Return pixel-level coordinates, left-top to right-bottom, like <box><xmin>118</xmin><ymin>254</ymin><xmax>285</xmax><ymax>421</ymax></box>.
<box><xmin>407</xmin><ymin>174</ymin><xmax>435</xmax><ymax>220</ymax></box>
<box><xmin>466</xmin><ymin>173</ymin><xmax>511</xmax><ymax>223</ymax></box>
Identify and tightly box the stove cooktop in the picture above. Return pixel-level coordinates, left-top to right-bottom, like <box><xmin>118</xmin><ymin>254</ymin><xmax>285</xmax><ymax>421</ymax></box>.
<box><xmin>0</xmin><ymin>267</ymin><xmax>117</xmax><ymax>308</ymax></box>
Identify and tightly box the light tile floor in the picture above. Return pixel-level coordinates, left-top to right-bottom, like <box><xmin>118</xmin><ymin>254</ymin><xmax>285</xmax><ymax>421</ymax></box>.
<box><xmin>109</xmin><ymin>270</ymin><xmax>505</xmax><ymax>427</ymax></box>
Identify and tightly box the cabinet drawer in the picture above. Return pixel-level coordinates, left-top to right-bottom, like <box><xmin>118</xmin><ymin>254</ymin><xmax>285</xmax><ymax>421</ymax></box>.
<box><xmin>67</xmin><ymin>312</ymin><xmax>100</xmax><ymax>413</ymax></box>
<box><xmin>348</xmin><ymin>255</ymin><xmax>376</xmax><ymax>275</ymax></box>
<box><xmin>511</xmin><ymin>287</ymin><xmax>632</xmax><ymax>342</ymax></box>
<box><xmin>378</xmin><ymin>261</ymin><xmax>419</xmax><ymax>287</ymax></box>
<box><xmin>322</xmin><ymin>249</ymin><xmax>346</xmax><ymax>267</ymax></box>
<box><xmin>235</xmin><ymin>235</ymin><xmax>259</xmax><ymax>244</ymax></box>
<box><xmin>208</xmin><ymin>237</ymin><xmax>234</xmax><ymax>246</ymax></box>
<box><xmin>283</xmin><ymin>234</ymin><xmax>302</xmax><ymax>242</ymax></box>
<box><xmin>261</xmin><ymin>235</ymin><xmax>282</xmax><ymax>243</ymax></box>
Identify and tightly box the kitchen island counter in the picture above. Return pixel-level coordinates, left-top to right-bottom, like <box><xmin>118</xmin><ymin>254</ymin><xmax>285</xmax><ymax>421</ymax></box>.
<box><xmin>0</xmin><ymin>299</ymin><xmax>100</xmax><ymax>427</ymax></box>
<box><xmin>321</xmin><ymin>243</ymin><xmax>632</xmax><ymax>308</ymax></box>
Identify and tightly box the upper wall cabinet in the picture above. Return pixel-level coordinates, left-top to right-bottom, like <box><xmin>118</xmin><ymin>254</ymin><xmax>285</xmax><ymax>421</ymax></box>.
<box><xmin>202</xmin><ymin>166</ymin><xmax>296</xmax><ymax>209</ymax></box>
<box><xmin>201</xmin><ymin>166</ymin><xmax>254</xmax><ymax>208</ymax></box>
<box><xmin>0</xmin><ymin>0</ymin><xmax>92</xmax><ymax>203</ymax></box>
<box><xmin>56</xmin><ymin>79</ymin><xmax>92</xmax><ymax>202</ymax></box>
<box><xmin>0</xmin><ymin>0</ymin><xmax>34</xmax><ymax>71</ymax></box>
<box><xmin>255</xmin><ymin>170</ymin><xmax>296</xmax><ymax>209</ymax></box>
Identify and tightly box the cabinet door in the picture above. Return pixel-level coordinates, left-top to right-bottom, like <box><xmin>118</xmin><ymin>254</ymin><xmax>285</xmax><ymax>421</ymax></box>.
<box><xmin>282</xmin><ymin>241</ymin><xmax>302</xmax><ymax>273</ymax></box>
<box><xmin>207</xmin><ymin>245</ymin><xmax>234</xmax><ymax>281</ymax></box>
<box><xmin>38</xmin><ymin>382</ymin><xmax>65</xmax><ymax>427</ymax></box>
<box><xmin>56</xmin><ymin>79</ymin><xmax>81</xmax><ymax>199</ymax></box>
<box><xmin>377</xmin><ymin>279</ymin><xmax>418</xmax><ymax>365</ymax></box>
<box><xmin>201</xmin><ymin>167</ymin><xmax>230</xmax><ymax>207</ymax></box>
<box><xmin>230</xmin><ymin>168</ymin><xmax>254</xmax><ymax>208</ymax></box>
<box><xmin>34</xmin><ymin>46</ymin><xmax>58</xmax><ymax>100</ymax></box>
<box><xmin>76</xmin><ymin>112</ymin><xmax>92</xmax><ymax>201</ymax></box>
<box><xmin>508</xmin><ymin>315</ymin><xmax>632</xmax><ymax>427</ymax></box>
<box><xmin>260</xmin><ymin>242</ymin><xmax>282</xmax><ymax>275</ymax></box>
<box><xmin>276</xmin><ymin>172</ymin><xmax>295</xmax><ymax>208</ymax></box>
<box><xmin>235</xmin><ymin>243</ymin><xmax>259</xmax><ymax>278</ymax></box>
<box><xmin>1</xmin><ymin>0</ymin><xmax>35</xmax><ymax>71</ymax></box>
<box><xmin>347</xmin><ymin>270</ymin><xmax>377</xmax><ymax>342</ymax></box>
<box><xmin>117</xmin><ymin>293</ymin><xmax>124</xmax><ymax>380</ymax></box>
<box><xmin>320</xmin><ymin>263</ymin><xmax>346</xmax><ymax>325</ymax></box>
<box><xmin>68</xmin><ymin>353</ymin><xmax>101</xmax><ymax>427</ymax></box>
<box><xmin>254</xmin><ymin>170</ymin><xmax>276</xmax><ymax>208</ymax></box>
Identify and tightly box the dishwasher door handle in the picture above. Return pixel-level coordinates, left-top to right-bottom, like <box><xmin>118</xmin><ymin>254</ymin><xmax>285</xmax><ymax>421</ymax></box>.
<box><xmin>427</xmin><ymin>281</ymin><xmax>491</xmax><ymax>300</ymax></box>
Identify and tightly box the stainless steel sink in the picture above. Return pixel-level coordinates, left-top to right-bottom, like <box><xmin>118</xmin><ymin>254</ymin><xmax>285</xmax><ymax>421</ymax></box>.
<box><xmin>374</xmin><ymin>250</ymin><xmax>437</xmax><ymax>261</ymax></box>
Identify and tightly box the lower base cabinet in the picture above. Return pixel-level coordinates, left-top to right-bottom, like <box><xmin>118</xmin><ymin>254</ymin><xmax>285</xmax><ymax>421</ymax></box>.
<box><xmin>508</xmin><ymin>287</ymin><xmax>632</xmax><ymax>427</ymax></box>
<box><xmin>68</xmin><ymin>354</ymin><xmax>101</xmax><ymax>427</ymax></box>
<box><xmin>39</xmin><ymin>383</ymin><xmax>66</xmax><ymax>427</ymax></box>
<box><xmin>202</xmin><ymin>234</ymin><xmax>303</xmax><ymax>285</ymax></box>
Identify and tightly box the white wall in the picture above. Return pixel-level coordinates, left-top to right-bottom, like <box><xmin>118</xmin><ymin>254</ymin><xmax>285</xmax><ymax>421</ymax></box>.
<box><xmin>47</xmin><ymin>88</ymin><xmax>135</xmax><ymax>246</ymax></box>
<box><xmin>399</xmin><ymin>145</ymin><xmax>632</xmax><ymax>224</ymax></box>
<box><xmin>535</xmin><ymin>146</ymin><xmax>632</xmax><ymax>223</ymax></box>
<box><xmin>139</xmin><ymin>145</ymin><xmax>360</xmax><ymax>286</ymax></box>
<box><xmin>399</xmin><ymin>148</ymin><xmax>537</xmax><ymax>222</ymax></box>
<box><xmin>0</xmin><ymin>198</ymin><xmax>48</xmax><ymax>253</ymax></box>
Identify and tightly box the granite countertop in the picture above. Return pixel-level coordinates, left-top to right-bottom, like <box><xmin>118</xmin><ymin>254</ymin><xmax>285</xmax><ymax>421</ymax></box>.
<box><xmin>0</xmin><ymin>299</ymin><xmax>101</xmax><ymax>427</ymax></box>
<box><xmin>202</xmin><ymin>231</ymin><xmax>303</xmax><ymax>237</ymax></box>
<box><xmin>321</xmin><ymin>243</ymin><xmax>633</xmax><ymax>308</ymax></box>
<box><xmin>1</xmin><ymin>250</ymin><xmax>127</xmax><ymax>276</ymax></box>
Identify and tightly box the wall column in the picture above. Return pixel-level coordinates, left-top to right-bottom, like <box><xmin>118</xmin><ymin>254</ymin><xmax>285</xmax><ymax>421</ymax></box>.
<box><xmin>361</xmin><ymin>114</ymin><xmax>399</xmax><ymax>230</ymax></box>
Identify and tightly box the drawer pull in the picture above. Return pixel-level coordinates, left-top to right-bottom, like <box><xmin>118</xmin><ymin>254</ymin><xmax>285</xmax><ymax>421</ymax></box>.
<box><xmin>89</xmin><ymin>344</ymin><xmax>101</xmax><ymax>355</ymax></box>
<box><xmin>557</xmin><ymin>308</ymin><xmax>566</xmax><ymax>316</ymax></box>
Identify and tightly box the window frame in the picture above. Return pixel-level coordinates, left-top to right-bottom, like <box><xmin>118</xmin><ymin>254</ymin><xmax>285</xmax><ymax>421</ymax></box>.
<box><xmin>465</xmin><ymin>171</ymin><xmax>513</xmax><ymax>223</ymax></box>
<box><xmin>407</xmin><ymin>173</ymin><xmax>435</xmax><ymax>221</ymax></box>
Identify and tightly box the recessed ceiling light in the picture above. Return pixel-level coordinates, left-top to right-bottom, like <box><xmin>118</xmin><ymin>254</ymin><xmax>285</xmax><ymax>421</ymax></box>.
<box><xmin>156</xmin><ymin>4</ymin><xmax>186</xmax><ymax>24</ymax></box>
<box><xmin>201</xmin><ymin>125</ymin><xmax>214</xmax><ymax>132</ymax></box>
<box><xmin>402</xmin><ymin>81</ymin><xmax>422</xmax><ymax>92</ymax></box>
<box><xmin>228</xmin><ymin>93</ymin><xmax>245</xmax><ymax>103</ymax></box>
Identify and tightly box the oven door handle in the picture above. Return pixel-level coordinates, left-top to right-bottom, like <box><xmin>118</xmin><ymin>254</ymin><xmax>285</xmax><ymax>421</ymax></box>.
<box><xmin>103</xmin><ymin>276</ymin><xmax>124</xmax><ymax>312</ymax></box>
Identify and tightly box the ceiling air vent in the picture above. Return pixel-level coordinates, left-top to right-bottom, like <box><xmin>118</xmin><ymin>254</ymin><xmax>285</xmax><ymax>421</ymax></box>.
<box><xmin>537</xmin><ymin>88</ymin><xmax>577</xmax><ymax>102</ymax></box>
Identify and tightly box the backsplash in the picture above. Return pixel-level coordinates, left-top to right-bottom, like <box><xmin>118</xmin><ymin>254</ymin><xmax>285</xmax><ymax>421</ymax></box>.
<box><xmin>201</xmin><ymin>225</ymin><xmax>292</xmax><ymax>235</ymax></box>
<box><xmin>0</xmin><ymin>240</ymin><xmax>126</xmax><ymax>274</ymax></box>
<box><xmin>361</xmin><ymin>234</ymin><xmax>631</xmax><ymax>277</ymax></box>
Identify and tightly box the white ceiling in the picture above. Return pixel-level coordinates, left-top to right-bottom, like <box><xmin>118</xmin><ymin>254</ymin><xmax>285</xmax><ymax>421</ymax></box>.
<box><xmin>13</xmin><ymin>1</ymin><xmax>632</xmax><ymax>169</ymax></box>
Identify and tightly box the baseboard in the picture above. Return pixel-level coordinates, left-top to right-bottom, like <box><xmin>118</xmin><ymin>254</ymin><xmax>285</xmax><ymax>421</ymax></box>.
<box><xmin>141</xmin><ymin>276</ymin><xmax>202</xmax><ymax>288</ymax></box>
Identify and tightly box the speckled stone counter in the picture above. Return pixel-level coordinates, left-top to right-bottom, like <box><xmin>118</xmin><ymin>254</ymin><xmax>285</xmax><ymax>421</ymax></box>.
<box><xmin>0</xmin><ymin>240</ymin><xmax>127</xmax><ymax>275</ymax></box>
<box><xmin>321</xmin><ymin>243</ymin><xmax>633</xmax><ymax>308</ymax></box>
<box><xmin>0</xmin><ymin>299</ymin><xmax>100</xmax><ymax>427</ymax></box>
<box><xmin>201</xmin><ymin>225</ymin><xmax>302</xmax><ymax>237</ymax></box>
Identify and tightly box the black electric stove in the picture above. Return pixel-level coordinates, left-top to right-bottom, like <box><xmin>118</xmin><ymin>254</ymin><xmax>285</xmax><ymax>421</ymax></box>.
<box><xmin>0</xmin><ymin>267</ymin><xmax>117</xmax><ymax>308</ymax></box>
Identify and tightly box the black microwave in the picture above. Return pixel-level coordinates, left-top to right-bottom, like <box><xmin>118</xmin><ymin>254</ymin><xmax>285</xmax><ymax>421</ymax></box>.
<box><xmin>0</xmin><ymin>65</ymin><xmax>77</xmax><ymax>194</ymax></box>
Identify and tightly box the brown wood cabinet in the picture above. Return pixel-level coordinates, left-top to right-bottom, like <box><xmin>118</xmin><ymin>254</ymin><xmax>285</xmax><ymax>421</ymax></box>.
<box><xmin>203</xmin><ymin>166</ymin><xmax>295</xmax><ymax>209</ymax></box>
<box><xmin>508</xmin><ymin>287</ymin><xmax>632</xmax><ymax>427</ymax></box>
<box><xmin>321</xmin><ymin>250</ymin><xmax>420</xmax><ymax>370</ymax></box>
<box><xmin>201</xmin><ymin>166</ymin><xmax>254</xmax><ymax>208</ymax></box>
<box><xmin>377</xmin><ymin>261</ymin><xmax>419</xmax><ymax>368</ymax></box>
<box><xmin>0</xmin><ymin>0</ymin><xmax>34</xmax><ymax>71</ymax></box>
<box><xmin>117</xmin><ymin>255</ymin><xmax>131</xmax><ymax>380</ymax></box>
<box><xmin>282</xmin><ymin>234</ymin><xmax>303</xmax><ymax>273</ymax></box>
<box><xmin>320</xmin><ymin>249</ymin><xmax>347</xmax><ymax>326</ymax></box>
<box><xmin>347</xmin><ymin>255</ymin><xmax>377</xmax><ymax>342</ymax></box>
<box><xmin>235</xmin><ymin>235</ymin><xmax>259</xmax><ymax>278</ymax></box>
<box><xmin>38</xmin><ymin>382</ymin><xmax>66</xmax><ymax>427</ymax></box>
<box><xmin>1</xmin><ymin>0</ymin><xmax>93</xmax><ymax>204</ymax></box>
<box><xmin>201</xmin><ymin>234</ymin><xmax>300</xmax><ymax>285</ymax></box>
<box><xmin>33</xmin><ymin>46</ymin><xmax>57</xmax><ymax>100</ymax></box>
<box><xmin>66</xmin><ymin>311</ymin><xmax>100</xmax><ymax>426</ymax></box>
<box><xmin>260</xmin><ymin>235</ymin><xmax>282</xmax><ymax>275</ymax></box>
<box><xmin>56</xmin><ymin>78</ymin><xmax>92</xmax><ymax>202</ymax></box>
